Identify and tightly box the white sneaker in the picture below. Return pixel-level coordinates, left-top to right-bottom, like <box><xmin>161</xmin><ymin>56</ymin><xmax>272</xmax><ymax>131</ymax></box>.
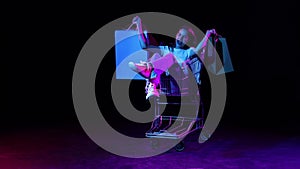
<box><xmin>145</xmin><ymin>81</ymin><xmax>160</xmax><ymax>100</ymax></box>
<box><xmin>145</xmin><ymin>79</ymin><xmax>150</xmax><ymax>93</ymax></box>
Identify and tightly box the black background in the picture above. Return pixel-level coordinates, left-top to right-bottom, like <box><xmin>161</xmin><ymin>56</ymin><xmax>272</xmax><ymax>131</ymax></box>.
<box><xmin>3</xmin><ymin>1</ymin><xmax>300</xmax><ymax>133</ymax></box>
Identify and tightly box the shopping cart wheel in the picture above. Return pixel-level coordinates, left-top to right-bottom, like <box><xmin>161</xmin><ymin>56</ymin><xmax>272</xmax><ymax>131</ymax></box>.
<box><xmin>174</xmin><ymin>141</ymin><xmax>184</xmax><ymax>152</ymax></box>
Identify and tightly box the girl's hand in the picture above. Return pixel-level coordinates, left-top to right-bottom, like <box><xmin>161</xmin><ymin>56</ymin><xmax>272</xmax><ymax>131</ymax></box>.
<box><xmin>132</xmin><ymin>16</ymin><xmax>141</xmax><ymax>25</ymax></box>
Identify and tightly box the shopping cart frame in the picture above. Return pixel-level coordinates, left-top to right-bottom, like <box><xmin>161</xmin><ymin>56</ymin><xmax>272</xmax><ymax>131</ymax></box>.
<box><xmin>145</xmin><ymin>67</ymin><xmax>205</xmax><ymax>151</ymax></box>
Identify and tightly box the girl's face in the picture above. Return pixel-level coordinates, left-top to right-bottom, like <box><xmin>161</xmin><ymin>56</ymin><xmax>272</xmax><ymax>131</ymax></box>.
<box><xmin>175</xmin><ymin>28</ymin><xmax>189</xmax><ymax>48</ymax></box>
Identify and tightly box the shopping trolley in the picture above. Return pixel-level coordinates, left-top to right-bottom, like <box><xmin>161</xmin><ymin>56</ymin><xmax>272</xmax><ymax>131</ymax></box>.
<box><xmin>144</xmin><ymin>35</ymin><xmax>234</xmax><ymax>152</ymax></box>
<box><xmin>145</xmin><ymin>64</ymin><xmax>205</xmax><ymax>152</ymax></box>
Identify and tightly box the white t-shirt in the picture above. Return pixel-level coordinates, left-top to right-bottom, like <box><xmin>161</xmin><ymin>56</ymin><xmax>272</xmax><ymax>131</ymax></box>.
<box><xmin>158</xmin><ymin>46</ymin><xmax>196</xmax><ymax>66</ymax></box>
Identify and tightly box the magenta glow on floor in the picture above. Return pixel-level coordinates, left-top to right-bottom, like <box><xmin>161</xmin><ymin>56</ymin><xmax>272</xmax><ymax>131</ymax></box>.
<box><xmin>1</xmin><ymin>123</ymin><xmax>300</xmax><ymax>169</ymax></box>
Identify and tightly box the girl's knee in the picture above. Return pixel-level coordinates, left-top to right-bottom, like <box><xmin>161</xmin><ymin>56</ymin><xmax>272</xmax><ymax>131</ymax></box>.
<box><xmin>150</xmin><ymin>53</ymin><xmax>162</xmax><ymax>61</ymax></box>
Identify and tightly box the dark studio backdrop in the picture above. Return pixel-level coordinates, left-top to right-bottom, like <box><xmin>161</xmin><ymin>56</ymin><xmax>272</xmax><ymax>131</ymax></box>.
<box><xmin>3</xmin><ymin>1</ymin><xmax>300</xmax><ymax>135</ymax></box>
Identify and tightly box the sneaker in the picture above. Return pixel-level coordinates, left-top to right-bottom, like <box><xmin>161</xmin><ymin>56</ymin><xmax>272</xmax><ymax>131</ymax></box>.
<box><xmin>146</xmin><ymin>81</ymin><xmax>160</xmax><ymax>100</ymax></box>
<box><xmin>145</xmin><ymin>79</ymin><xmax>150</xmax><ymax>93</ymax></box>
<box><xmin>128</xmin><ymin>61</ymin><xmax>153</xmax><ymax>79</ymax></box>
